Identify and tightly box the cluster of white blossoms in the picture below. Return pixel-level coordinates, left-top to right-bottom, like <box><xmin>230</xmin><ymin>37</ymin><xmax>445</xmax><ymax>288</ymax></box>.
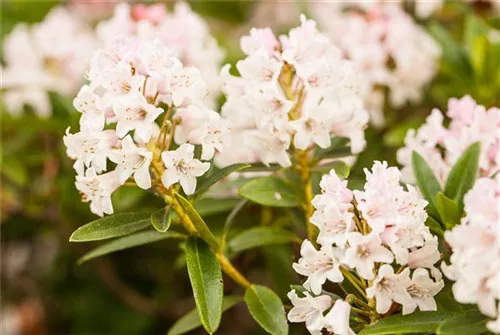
<box><xmin>288</xmin><ymin>161</ymin><xmax>444</xmax><ymax>334</ymax></box>
<box><xmin>310</xmin><ymin>3</ymin><xmax>440</xmax><ymax>126</ymax></box>
<box><xmin>442</xmin><ymin>176</ymin><xmax>500</xmax><ymax>333</ymax></box>
<box><xmin>64</xmin><ymin>36</ymin><xmax>226</xmax><ymax>216</ymax></box>
<box><xmin>398</xmin><ymin>96</ymin><xmax>500</xmax><ymax>184</ymax></box>
<box><xmin>1</xmin><ymin>6</ymin><xmax>95</xmax><ymax>117</ymax></box>
<box><xmin>96</xmin><ymin>2</ymin><xmax>224</xmax><ymax>107</ymax></box>
<box><xmin>216</xmin><ymin>16</ymin><xmax>369</xmax><ymax>167</ymax></box>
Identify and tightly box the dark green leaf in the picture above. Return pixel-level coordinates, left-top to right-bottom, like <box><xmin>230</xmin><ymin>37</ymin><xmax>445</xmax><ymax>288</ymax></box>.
<box><xmin>412</xmin><ymin>151</ymin><xmax>442</xmax><ymax>219</ymax></box>
<box><xmin>228</xmin><ymin>227</ymin><xmax>299</xmax><ymax>254</ymax></box>
<box><xmin>185</xmin><ymin>237</ymin><xmax>223</xmax><ymax>334</ymax></box>
<box><xmin>175</xmin><ymin>193</ymin><xmax>219</xmax><ymax>250</ymax></box>
<box><xmin>78</xmin><ymin>230</ymin><xmax>185</xmax><ymax>264</ymax></box>
<box><xmin>168</xmin><ymin>296</ymin><xmax>242</xmax><ymax>335</ymax></box>
<box><xmin>426</xmin><ymin>216</ymin><xmax>444</xmax><ymax>237</ymax></box>
<box><xmin>239</xmin><ymin>177</ymin><xmax>301</xmax><ymax>207</ymax></box>
<box><xmin>244</xmin><ymin>285</ymin><xmax>288</xmax><ymax>335</ymax></box>
<box><xmin>194</xmin><ymin>197</ymin><xmax>242</xmax><ymax>217</ymax></box>
<box><xmin>436</xmin><ymin>193</ymin><xmax>460</xmax><ymax>230</ymax></box>
<box><xmin>311</xmin><ymin>160</ymin><xmax>350</xmax><ymax>178</ymax></box>
<box><xmin>437</xmin><ymin>310</ymin><xmax>488</xmax><ymax>335</ymax></box>
<box><xmin>150</xmin><ymin>206</ymin><xmax>172</xmax><ymax>233</ymax></box>
<box><xmin>444</xmin><ymin>142</ymin><xmax>481</xmax><ymax>211</ymax></box>
<box><xmin>194</xmin><ymin>163</ymin><xmax>250</xmax><ymax>197</ymax></box>
<box><xmin>359</xmin><ymin>311</ymin><xmax>455</xmax><ymax>335</ymax></box>
<box><xmin>69</xmin><ymin>212</ymin><xmax>151</xmax><ymax>242</ymax></box>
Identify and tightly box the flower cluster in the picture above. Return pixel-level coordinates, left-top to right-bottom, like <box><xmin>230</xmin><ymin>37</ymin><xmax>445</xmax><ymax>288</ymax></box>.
<box><xmin>288</xmin><ymin>161</ymin><xmax>444</xmax><ymax>334</ymax></box>
<box><xmin>216</xmin><ymin>16</ymin><xmax>368</xmax><ymax>168</ymax></box>
<box><xmin>1</xmin><ymin>6</ymin><xmax>95</xmax><ymax>117</ymax></box>
<box><xmin>64</xmin><ymin>36</ymin><xmax>226</xmax><ymax>216</ymax></box>
<box><xmin>310</xmin><ymin>3</ymin><xmax>440</xmax><ymax>126</ymax></box>
<box><xmin>442</xmin><ymin>176</ymin><xmax>500</xmax><ymax>333</ymax></box>
<box><xmin>398</xmin><ymin>96</ymin><xmax>500</xmax><ymax>184</ymax></box>
<box><xmin>96</xmin><ymin>2</ymin><xmax>224</xmax><ymax>107</ymax></box>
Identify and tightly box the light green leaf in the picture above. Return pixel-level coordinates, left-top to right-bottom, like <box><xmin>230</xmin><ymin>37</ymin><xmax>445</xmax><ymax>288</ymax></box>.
<box><xmin>412</xmin><ymin>151</ymin><xmax>442</xmax><ymax>219</ymax></box>
<box><xmin>175</xmin><ymin>193</ymin><xmax>219</xmax><ymax>250</ymax></box>
<box><xmin>239</xmin><ymin>177</ymin><xmax>301</xmax><ymax>208</ymax></box>
<box><xmin>444</xmin><ymin>142</ymin><xmax>481</xmax><ymax>211</ymax></box>
<box><xmin>311</xmin><ymin>160</ymin><xmax>350</xmax><ymax>178</ymax></box>
<box><xmin>168</xmin><ymin>296</ymin><xmax>242</xmax><ymax>335</ymax></box>
<box><xmin>436</xmin><ymin>193</ymin><xmax>460</xmax><ymax>230</ymax></box>
<box><xmin>69</xmin><ymin>212</ymin><xmax>151</xmax><ymax>242</ymax></box>
<box><xmin>194</xmin><ymin>163</ymin><xmax>250</xmax><ymax>197</ymax></box>
<box><xmin>437</xmin><ymin>310</ymin><xmax>488</xmax><ymax>335</ymax></box>
<box><xmin>359</xmin><ymin>311</ymin><xmax>455</xmax><ymax>335</ymax></box>
<box><xmin>245</xmin><ymin>285</ymin><xmax>288</xmax><ymax>335</ymax></box>
<box><xmin>185</xmin><ymin>237</ymin><xmax>223</xmax><ymax>334</ymax></box>
<box><xmin>228</xmin><ymin>227</ymin><xmax>300</xmax><ymax>254</ymax></box>
<box><xmin>150</xmin><ymin>206</ymin><xmax>172</xmax><ymax>232</ymax></box>
<box><xmin>78</xmin><ymin>230</ymin><xmax>186</xmax><ymax>264</ymax></box>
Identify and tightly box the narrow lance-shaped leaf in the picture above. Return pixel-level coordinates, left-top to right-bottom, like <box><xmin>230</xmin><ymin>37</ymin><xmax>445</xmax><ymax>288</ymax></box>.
<box><xmin>435</xmin><ymin>193</ymin><xmax>460</xmax><ymax>230</ymax></box>
<box><xmin>193</xmin><ymin>163</ymin><xmax>250</xmax><ymax>197</ymax></box>
<box><xmin>78</xmin><ymin>230</ymin><xmax>186</xmax><ymax>264</ymax></box>
<box><xmin>239</xmin><ymin>177</ymin><xmax>301</xmax><ymax>208</ymax></box>
<box><xmin>150</xmin><ymin>206</ymin><xmax>172</xmax><ymax>232</ymax></box>
<box><xmin>228</xmin><ymin>227</ymin><xmax>300</xmax><ymax>254</ymax></box>
<box><xmin>358</xmin><ymin>311</ymin><xmax>456</xmax><ymax>335</ymax></box>
<box><xmin>175</xmin><ymin>193</ymin><xmax>219</xmax><ymax>250</ymax></box>
<box><xmin>244</xmin><ymin>284</ymin><xmax>288</xmax><ymax>335</ymax></box>
<box><xmin>168</xmin><ymin>296</ymin><xmax>242</xmax><ymax>335</ymax></box>
<box><xmin>444</xmin><ymin>142</ymin><xmax>481</xmax><ymax>212</ymax></box>
<box><xmin>185</xmin><ymin>237</ymin><xmax>223</xmax><ymax>334</ymax></box>
<box><xmin>70</xmin><ymin>212</ymin><xmax>151</xmax><ymax>242</ymax></box>
<box><xmin>437</xmin><ymin>310</ymin><xmax>488</xmax><ymax>335</ymax></box>
<box><xmin>411</xmin><ymin>151</ymin><xmax>442</xmax><ymax>220</ymax></box>
<box><xmin>311</xmin><ymin>160</ymin><xmax>350</xmax><ymax>178</ymax></box>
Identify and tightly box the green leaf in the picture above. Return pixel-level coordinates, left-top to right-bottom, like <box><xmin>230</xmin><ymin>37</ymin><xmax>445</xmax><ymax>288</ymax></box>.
<box><xmin>359</xmin><ymin>311</ymin><xmax>455</xmax><ymax>335</ymax></box>
<box><xmin>78</xmin><ymin>230</ymin><xmax>186</xmax><ymax>264</ymax></box>
<box><xmin>175</xmin><ymin>193</ymin><xmax>219</xmax><ymax>250</ymax></box>
<box><xmin>412</xmin><ymin>151</ymin><xmax>442</xmax><ymax>219</ymax></box>
<box><xmin>185</xmin><ymin>237</ymin><xmax>223</xmax><ymax>334</ymax></box>
<box><xmin>150</xmin><ymin>206</ymin><xmax>172</xmax><ymax>233</ymax></box>
<box><xmin>239</xmin><ymin>177</ymin><xmax>301</xmax><ymax>207</ymax></box>
<box><xmin>425</xmin><ymin>216</ymin><xmax>444</xmax><ymax>237</ymax></box>
<box><xmin>244</xmin><ymin>285</ymin><xmax>288</xmax><ymax>335</ymax></box>
<box><xmin>437</xmin><ymin>310</ymin><xmax>488</xmax><ymax>335</ymax></box>
<box><xmin>311</xmin><ymin>160</ymin><xmax>350</xmax><ymax>178</ymax></box>
<box><xmin>436</xmin><ymin>193</ymin><xmax>460</xmax><ymax>230</ymax></box>
<box><xmin>444</xmin><ymin>142</ymin><xmax>481</xmax><ymax>211</ymax></box>
<box><xmin>69</xmin><ymin>212</ymin><xmax>151</xmax><ymax>242</ymax></box>
<box><xmin>228</xmin><ymin>227</ymin><xmax>300</xmax><ymax>254</ymax></box>
<box><xmin>168</xmin><ymin>296</ymin><xmax>242</xmax><ymax>335</ymax></box>
<box><xmin>194</xmin><ymin>198</ymin><xmax>242</xmax><ymax>217</ymax></box>
<box><xmin>194</xmin><ymin>163</ymin><xmax>250</xmax><ymax>197</ymax></box>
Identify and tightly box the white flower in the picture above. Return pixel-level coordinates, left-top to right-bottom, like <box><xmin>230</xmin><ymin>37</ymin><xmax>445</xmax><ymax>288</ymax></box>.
<box><xmin>310</xmin><ymin>203</ymin><xmax>356</xmax><ymax>248</ymax></box>
<box><xmin>344</xmin><ymin>232</ymin><xmax>394</xmax><ymax>280</ymax></box>
<box><xmin>108</xmin><ymin>135</ymin><xmax>152</xmax><ymax>189</ymax></box>
<box><xmin>324</xmin><ymin>299</ymin><xmax>355</xmax><ymax>335</ymax></box>
<box><xmin>63</xmin><ymin>128</ymin><xmax>118</xmax><ymax>175</ymax></box>
<box><xmin>287</xmin><ymin>290</ymin><xmax>331</xmax><ymax>334</ymax></box>
<box><xmin>75</xmin><ymin>168</ymin><xmax>120</xmax><ymax>217</ymax></box>
<box><xmin>290</xmin><ymin>115</ymin><xmax>332</xmax><ymax>150</ymax></box>
<box><xmin>73</xmin><ymin>85</ymin><xmax>105</xmax><ymax>131</ymax></box>
<box><xmin>293</xmin><ymin>240</ymin><xmax>344</xmax><ymax>295</ymax></box>
<box><xmin>161</xmin><ymin>143</ymin><xmax>210</xmax><ymax>195</ymax></box>
<box><xmin>168</xmin><ymin>64</ymin><xmax>207</xmax><ymax>106</ymax></box>
<box><xmin>366</xmin><ymin>265</ymin><xmax>412</xmax><ymax>314</ymax></box>
<box><xmin>403</xmin><ymin>268</ymin><xmax>444</xmax><ymax>315</ymax></box>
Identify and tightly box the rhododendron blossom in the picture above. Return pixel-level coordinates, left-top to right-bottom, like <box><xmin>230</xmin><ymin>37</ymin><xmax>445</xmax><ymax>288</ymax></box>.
<box><xmin>64</xmin><ymin>36</ymin><xmax>226</xmax><ymax>216</ymax></box>
<box><xmin>442</xmin><ymin>176</ymin><xmax>500</xmax><ymax>333</ymax></box>
<box><xmin>1</xmin><ymin>6</ymin><xmax>95</xmax><ymax>117</ymax></box>
<box><xmin>398</xmin><ymin>96</ymin><xmax>500</xmax><ymax>184</ymax></box>
<box><xmin>310</xmin><ymin>3</ymin><xmax>440</xmax><ymax>126</ymax></box>
<box><xmin>216</xmin><ymin>16</ymin><xmax>368</xmax><ymax>168</ymax></box>
<box><xmin>96</xmin><ymin>2</ymin><xmax>224</xmax><ymax>107</ymax></box>
<box><xmin>288</xmin><ymin>162</ymin><xmax>444</xmax><ymax>334</ymax></box>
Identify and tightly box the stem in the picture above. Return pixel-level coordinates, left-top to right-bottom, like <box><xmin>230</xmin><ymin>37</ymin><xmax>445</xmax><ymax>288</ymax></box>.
<box><xmin>216</xmin><ymin>253</ymin><xmax>251</xmax><ymax>288</ymax></box>
<box><xmin>341</xmin><ymin>267</ymin><xmax>367</xmax><ymax>299</ymax></box>
<box><xmin>295</xmin><ymin>150</ymin><xmax>317</xmax><ymax>245</ymax></box>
